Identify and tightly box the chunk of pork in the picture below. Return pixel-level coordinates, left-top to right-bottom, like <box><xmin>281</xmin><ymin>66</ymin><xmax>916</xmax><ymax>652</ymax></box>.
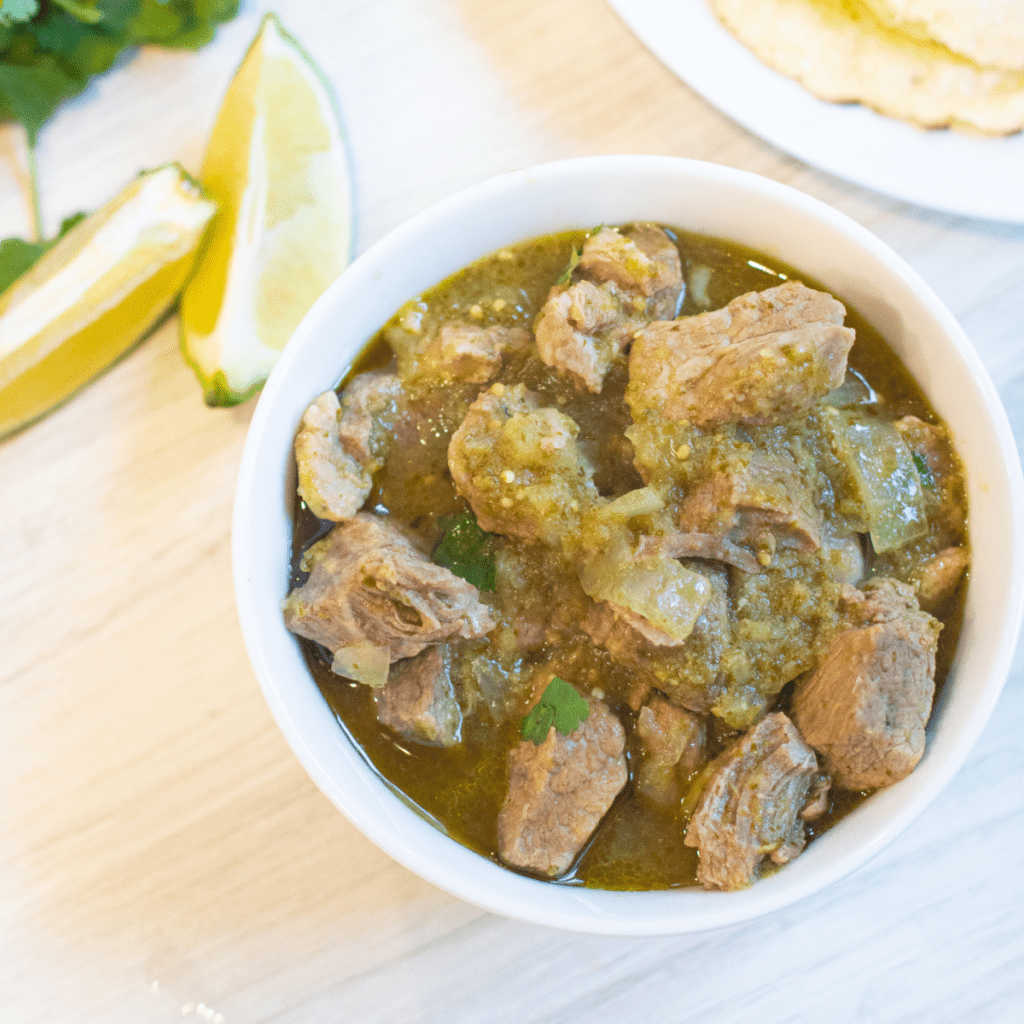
<box><xmin>447</xmin><ymin>383</ymin><xmax>599</xmax><ymax>547</ymax></box>
<box><xmin>282</xmin><ymin>514</ymin><xmax>495</xmax><ymax>661</ymax></box>
<box><xmin>628</xmin><ymin>281</ymin><xmax>854</xmax><ymax>426</ymax></box>
<box><xmin>577</xmin><ymin>223</ymin><xmax>683</xmax><ymax>319</ymax></box>
<box><xmin>912</xmin><ymin>546</ymin><xmax>969</xmax><ymax>613</ymax></box>
<box><xmin>424</xmin><ymin>321</ymin><xmax>531</xmax><ymax>384</ymax></box>
<box><xmin>295</xmin><ymin>371</ymin><xmax>402</xmax><ymax>521</ymax></box>
<box><xmin>534</xmin><ymin>224</ymin><xmax>683</xmax><ymax>393</ymax></box>
<box><xmin>376</xmin><ymin>646</ymin><xmax>461</xmax><ymax>746</ymax></box>
<box><xmin>534</xmin><ymin>280</ymin><xmax>638</xmax><ymax>393</ymax></box>
<box><xmin>635</xmin><ymin>695</ymin><xmax>707</xmax><ymax>804</ymax></box>
<box><xmin>498</xmin><ymin>694</ymin><xmax>627</xmax><ymax>876</ymax></box>
<box><xmin>792</xmin><ymin>579</ymin><xmax>941</xmax><ymax>790</ymax></box>
<box><xmin>677</xmin><ymin>451</ymin><xmax>822</xmax><ymax>559</ymax></box>
<box><xmin>684</xmin><ymin>712</ymin><xmax>818</xmax><ymax>891</ymax></box>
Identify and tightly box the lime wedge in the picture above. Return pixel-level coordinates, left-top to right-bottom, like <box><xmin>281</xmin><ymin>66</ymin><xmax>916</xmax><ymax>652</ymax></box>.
<box><xmin>0</xmin><ymin>164</ymin><xmax>216</xmax><ymax>441</ymax></box>
<box><xmin>180</xmin><ymin>13</ymin><xmax>354</xmax><ymax>407</ymax></box>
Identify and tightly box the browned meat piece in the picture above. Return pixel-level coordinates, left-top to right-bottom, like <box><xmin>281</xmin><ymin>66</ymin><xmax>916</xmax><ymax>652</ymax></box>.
<box><xmin>577</xmin><ymin>224</ymin><xmax>683</xmax><ymax>319</ymax></box>
<box><xmin>635</xmin><ymin>695</ymin><xmax>707</xmax><ymax>804</ymax></box>
<box><xmin>792</xmin><ymin>578</ymin><xmax>942</xmax><ymax>790</ymax></box>
<box><xmin>388</xmin><ymin>314</ymin><xmax>530</xmax><ymax>388</ymax></box>
<box><xmin>636</xmin><ymin>531</ymin><xmax>762</xmax><ymax>574</ymax></box>
<box><xmin>447</xmin><ymin>383</ymin><xmax>599</xmax><ymax>546</ymax></box>
<box><xmin>534</xmin><ymin>225</ymin><xmax>683</xmax><ymax>393</ymax></box>
<box><xmin>912</xmin><ymin>545</ymin><xmax>970</xmax><ymax>613</ymax></box>
<box><xmin>497</xmin><ymin>694</ymin><xmax>627</xmax><ymax>876</ymax></box>
<box><xmin>684</xmin><ymin>712</ymin><xmax>819</xmax><ymax>890</ymax></box>
<box><xmin>376</xmin><ymin>646</ymin><xmax>461</xmax><ymax>746</ymax></box>
<box><xmin>534</xmin><ymin>279</ymin><xmax>641</xmax><ymax>393</ymax></box>
<box><xmin>335</xmin><ymin>370</ymin><xmax>403</xmax><ymax>465</ymax></box>
<box><xmin>423</xmin><ymin>322</ymin><xmax>531</xmax><ymax>384</ymax></box>
<box><xmin>677</xmin><ymin>451</ymin><xmax>822</xmax><ymax>559</ymax></box>
<box><xmin>283</xmin><ymin>513</ymin><xmax>496</xmax><ymax>661</ymax></box>
<box><xmin>627</xmin><ymin>281</ymin><xmax>854</xmax><ymax>426</ymax></box>
<box><xmin>842</xmin><ymin>576</ymin><xmax>918</xmax><ymax>624</ymax></box>
<box><xmin>295</xmin><ymin>371</ymin><xmax>403</xmax><ymax>521</ymax></box>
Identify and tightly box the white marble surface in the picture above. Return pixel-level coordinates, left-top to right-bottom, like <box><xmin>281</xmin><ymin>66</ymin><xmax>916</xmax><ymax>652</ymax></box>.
<box><xmin>2</xmin><ymin>1</ymin><xmax>1022</xmax><ymax>1021</ymax></box>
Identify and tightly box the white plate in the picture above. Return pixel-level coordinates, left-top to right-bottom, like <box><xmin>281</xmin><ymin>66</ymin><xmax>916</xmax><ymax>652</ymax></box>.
<box><xmin>606</xmin><ymin>0</ymin><xmax>1024</xmax><ymax>223</ymax></box>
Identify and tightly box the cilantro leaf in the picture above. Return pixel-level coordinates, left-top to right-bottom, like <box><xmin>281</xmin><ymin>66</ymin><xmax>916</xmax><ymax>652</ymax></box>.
<box><xmin>554</xmin><ymin>226</ymin><xmax>605</xmax><ymax>287</ymax></box>
<box><xmin>554</xmin><ymin>245</ymin><xmax>580</xmax><ymax>286</ymax></box>
<box><xmin>50</xmin><ymin>0</ymin><xmax>102</xmax><ymax>24</ymax></box>
<box><xmin>0</xmin><ymin>235</ymin><xmax>46</xmax><ymax>292</ymax></box>
<box><xmin>912</xmin><ymin>452</ymin><xmax>934</xmax><ymax>489</ymax></box>
<box><xmin>32</xmin><ymin>11</ymin><xmax>90</xmax><ymax>52</ymax></box>
<box><xmin>520</xmin><ymin>677</ymin><xmax>590</xmax><ymax>744</ymax></box>
<box><xmin>57</xmin><ymin>211</ymin><xmax>86</xmax><ymax>235</ymax></box>
<box><xmin>0</xmin><ymin>57</ymin><xmax>81</xmax><ymax>142</ymax></box>
<box><xmin>0</xmin><ymin>0</ymin><xmax>39</xmax><ymax>27</ymax></box>
<box><xmin>0</xmin><ymin>208</ymin><xmax>87</xmax><ymax>293</ymax></box>
<box><xmin>128</xmin><ymin>0</ymin><xmax>182</xmax><ymax>41</ymax></box>
<box><xmin>431</xmin><ymin>512</ymin><xmax>496</xmax><ymax>591</ymax></box>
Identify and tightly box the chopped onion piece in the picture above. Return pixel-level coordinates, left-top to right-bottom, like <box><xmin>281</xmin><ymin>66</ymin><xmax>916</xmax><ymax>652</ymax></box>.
<box><xmin>603</xmin><ymin>486</ymin><xmax>665</xmax><ymax>520</ymax></box>
<box><xmin>822</xmin><ymin>408</ymin><xmax>928</xmax><ymax>553</ymax></box>
<box><xmin>579</xmin><ymin>535</ymin><xmax>711</xmax><ymax>643</ymax></box>
<box><xmin>331</xmin><ymin>644</ymin><xmax>390</xmax><ymax>687</ymax></box>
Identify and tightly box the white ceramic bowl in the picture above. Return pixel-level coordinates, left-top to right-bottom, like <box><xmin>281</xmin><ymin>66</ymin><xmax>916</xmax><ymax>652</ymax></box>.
<box><xmin>233</xmin><ymin>155</ymin><xmax>1024</xmax><ymax>935</ymax></box>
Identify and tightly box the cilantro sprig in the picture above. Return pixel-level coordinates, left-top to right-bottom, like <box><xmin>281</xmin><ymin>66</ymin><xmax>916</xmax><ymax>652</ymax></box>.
<box><xmin>0</xmin><ymin>0</ymin><xmax>237</xmax><ymax>247</ymax></box>
<box><xmin>520</xmin><ymin>676</ymin><xmax>590</xmax><ymax>744</ymax></box>
<box><xmin>431</xmin><ymin>511</ymin><xmax>496</xmax><ymax>592</ymax></box>
<box><xmin>553</xmin><ymin>225</ymin><xmax>603</xmax><ymax>286</ymax></box>
<box><xmin>554</xmin><ymin>244</ymin><xmax>580</xmax><ymax>286</ymax></box>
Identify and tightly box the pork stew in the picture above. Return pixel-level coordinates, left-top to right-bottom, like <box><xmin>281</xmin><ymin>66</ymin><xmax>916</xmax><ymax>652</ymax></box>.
<box><xmin>283</xmin><ymin>224</ymin><xmax>969</xmax><ymax>891</ymax></box>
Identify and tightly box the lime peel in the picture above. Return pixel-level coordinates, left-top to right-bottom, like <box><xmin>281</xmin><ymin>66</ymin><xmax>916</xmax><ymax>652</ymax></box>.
<box><xmin>180</xmin><ymin>13</ymin><xmax>354</xmax><ymax>407</ymax></box>
<box><xmin>0</xmin><ymin>164</ymin><xmax>216</xmax><ymax>441</ymax></box>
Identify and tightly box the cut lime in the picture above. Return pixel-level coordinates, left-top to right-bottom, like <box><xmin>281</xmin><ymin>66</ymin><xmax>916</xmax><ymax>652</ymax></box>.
<box><xmin>0</xmin><ymin>164</ymin><xmax>216</xmax><ymax>441</ymax></box>
<box><xmin>180</xmin><ymin>13</ymin><xmax>354</xmax><ymax>407</ymax></box>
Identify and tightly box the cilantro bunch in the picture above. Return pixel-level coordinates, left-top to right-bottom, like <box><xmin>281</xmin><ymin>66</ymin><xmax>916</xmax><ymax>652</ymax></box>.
<box><xmin>0</xmin><ymin>0</ymin><xmax>237</xmax><ymax>243</ymax></box>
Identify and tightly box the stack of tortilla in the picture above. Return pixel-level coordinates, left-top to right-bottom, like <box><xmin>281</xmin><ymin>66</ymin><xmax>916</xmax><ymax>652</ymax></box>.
<box><xmin>709</xmin><ymin>0</ymin><xmax>1024</xmax><ymax>134</ymax></box>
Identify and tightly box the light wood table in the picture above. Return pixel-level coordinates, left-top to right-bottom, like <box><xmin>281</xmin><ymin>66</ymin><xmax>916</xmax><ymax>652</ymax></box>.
<box><xmin>2</xmin><ymin>2</ymin><xmax>1022</xmax><ymax>1021</ymax></box>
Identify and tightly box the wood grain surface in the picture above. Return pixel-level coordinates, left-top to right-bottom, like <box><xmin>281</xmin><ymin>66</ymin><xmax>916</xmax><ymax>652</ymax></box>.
<box><xmin>2</xmin><ymin>2</ymin><xmax>1022</xmax><ymax>1022</ymax></box>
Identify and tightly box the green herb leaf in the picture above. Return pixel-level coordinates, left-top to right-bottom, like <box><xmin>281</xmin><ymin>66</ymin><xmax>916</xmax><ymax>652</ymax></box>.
<box><xmin>0</xmin><ymin>207</ymin><xmax>87</xmax><ymax>293</ymax></box>
<box><xmin>520</xmin><ymin>676</ymin><xmax>590</xmax><ymax>744</ymax></box>
<box><xmin>0</xmin><ymin>0</ymin><xmax>39</xmax><ymax>27</ymax></box>
<box><xmin>431</xmin><ymin>512</ymin><xmax>496</xmax><ymax>591</ymax></box>
<box><xmin>912</xmin><ymin>452</ymin><xmax>934</xmax><ymax>489</ymax></box>
<box><xmin>554</xmin><ymin>245</ymin><xmax>580</xmax><ymax>286</ymax></box>
<box><xmin>128</xmin><ymin>0</ymin><xmax>182</xmax><ymax>41</ymax></box>
<box><xmin>32</xmin><ymin>11</ymin><xmax>90</xmax><ymax>52</ymax></box>
<box><xmin>0</xmin><ymin>57</ymin><xmax>82</xmax><ymax>141</ymax></box>
<box><xmin>0</xmin><ymin>235</ymin><xmax>46</xmax><ymax>292</ymax></box>
<box><xmin>50</xmin><ymin>0</ymin><xmax>102</xmax><ymax>24</ymax></box>
<box><xmin>57</xmin><ymin>211</ymin><xmax>86</xmax><ymax>235</ymax></box>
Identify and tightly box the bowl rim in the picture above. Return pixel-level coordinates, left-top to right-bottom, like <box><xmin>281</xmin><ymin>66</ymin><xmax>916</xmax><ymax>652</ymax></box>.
<box><xmin>232</xmin><ymin>154</ymin><xmax>1024</xmax><ymax>935</ymax></box>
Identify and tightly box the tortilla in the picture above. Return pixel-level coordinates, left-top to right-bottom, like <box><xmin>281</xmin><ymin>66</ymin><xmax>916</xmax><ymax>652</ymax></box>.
<box><xmin>710</xmin><ymin>0</ymin><xmax>1024</xmax><ymax>134</ymax></box>
<box><xmin>862</xmin><ymin>0</ymin><xmax>1024</xmax><ymax>72</ymax></box>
